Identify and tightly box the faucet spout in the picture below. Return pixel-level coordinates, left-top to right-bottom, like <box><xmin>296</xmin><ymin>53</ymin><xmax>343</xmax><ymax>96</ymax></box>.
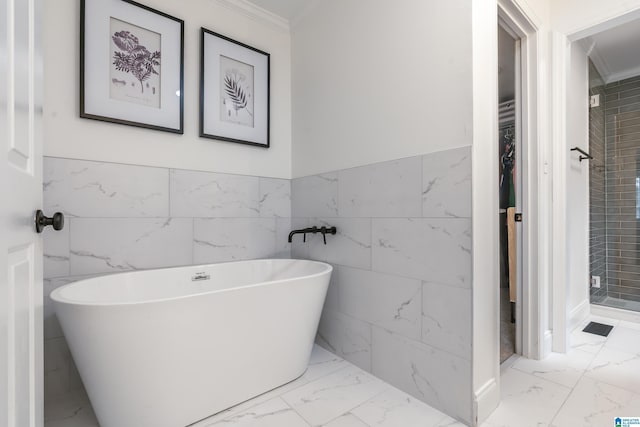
<box><xmin>288</xmin><ymin>226</ymin><xmax>336</xmax><ymax>244</ymax></box>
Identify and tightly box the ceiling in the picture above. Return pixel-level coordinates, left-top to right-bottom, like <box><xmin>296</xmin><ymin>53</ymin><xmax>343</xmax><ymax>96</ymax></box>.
<box><xmin>247</xmin><ymin>0</ymin><xmax>313</xmax><ymax>22</ymax></box>
<box><xmin>582</xmin><ymin>17</ymin><xmax>640</xmax><ymax>84</ymax></box>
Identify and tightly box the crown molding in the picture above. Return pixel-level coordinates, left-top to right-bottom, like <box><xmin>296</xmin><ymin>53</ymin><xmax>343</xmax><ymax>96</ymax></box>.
<box><xmin>584</xmin><ymin>38</ymin><xmax>612</xmax><ymax>83</ymax></box>
<box><xmin>213</xmin><ymin>0</ymin><xmax>290</xmax><ymax>33</ymax></box>
<box><xmin>606</xmin><ymin>65</ymin><xmax>640</xmax><ymax>85</ymax></box>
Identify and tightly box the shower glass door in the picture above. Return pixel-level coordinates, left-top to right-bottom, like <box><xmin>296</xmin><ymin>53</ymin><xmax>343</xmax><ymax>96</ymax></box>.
<box><xmin>589</xmin><ymin>61</ymin><xmax>640</xmax><ymax>312</ymax></box>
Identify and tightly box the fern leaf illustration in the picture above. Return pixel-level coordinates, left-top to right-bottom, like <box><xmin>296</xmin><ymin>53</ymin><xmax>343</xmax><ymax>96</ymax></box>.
<box><xmin>224</xmin><ymin>75</ymin><xmax>248</xmax><ymax>111</ymax></box>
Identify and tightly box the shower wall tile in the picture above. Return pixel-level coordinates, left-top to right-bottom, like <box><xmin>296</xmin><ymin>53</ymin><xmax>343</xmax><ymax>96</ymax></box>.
<box><xmin>69</xmin><ymin>218</ymin><xmax>193</xmax><ymax>276</ymax></box>
<box><xmin>338</xmin><ymin>158</ymin><xmax>422</xmax><ymax>218</ymax></box>
<box><xmin>372</xmin><ymin>218</ymin><xmax>472</xmax><ymax>288</ymax></box>
<box><xmin>170</xmin><ymin>169</ymin><xmax>260</xmax><ymax>218</ymax></box>
<box><xmin>290</xmin><ymin>146</ymin><xmax>473</xmax><ymax>422</ymax></box>
<box><xmin>338</xmin><ymin>266</ymin><xmax>422</xmax><ymax>340</ymax></box>
<box><xmin>291</xmin><ymin>173</ymin><xmax>338</xmax><ymax>217</ymax></box>
<box><xmin>193</xmin><ymin>218</ymin><xmax>277</xmax><ymax>264</ymax></box>
<box><xmin>371</xmin><ymin>326</ymin><xmax>472</xmax><ymax>425</ymax></box>
<box><xmin>259</xmin><ymin>178</ymin><xmax>291</xmax><ymax>218</ymax></box>
<box><xmin>422</xmin><ymin>146</ymin><xmax>472</xmax><ymax>218</ymax></box>
<box><xmin>43</xmin><ymin>158</ymin><xmax>169</xmax><ymax>217</ymax></box>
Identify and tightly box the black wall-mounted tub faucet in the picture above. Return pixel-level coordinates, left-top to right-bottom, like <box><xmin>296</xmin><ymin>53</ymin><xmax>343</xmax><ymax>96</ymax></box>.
<box><xmin>288</xmin><ymin>226</ymin><xmax>337</xmax><ymax>244</ymax></box>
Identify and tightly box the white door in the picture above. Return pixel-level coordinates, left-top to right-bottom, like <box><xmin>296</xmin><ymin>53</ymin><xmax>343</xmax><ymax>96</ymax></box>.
<box><xmin>1</xmin><ymin>0</ymin><xmax>45</xmax><ymax>426</ymax></box>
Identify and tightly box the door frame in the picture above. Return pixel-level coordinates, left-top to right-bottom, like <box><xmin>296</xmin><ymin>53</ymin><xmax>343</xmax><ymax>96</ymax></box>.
<box><xmin>472</xmin><ymin>0</ymin><xmax>546</xmax><ymax>423</ymax></box>
<box><xmin>498</xmin><ymin>0</ymin><xmax>546</xmax><ymax>361</ymax></box>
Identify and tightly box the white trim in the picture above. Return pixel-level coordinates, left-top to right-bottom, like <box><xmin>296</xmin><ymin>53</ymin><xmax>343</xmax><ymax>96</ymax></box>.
<box><xmin>474</xmin><ymin>378</ymin><xmax>500</xmax><ymax>425</ymax></box>
<box><xmin>551</xmin><ymin>31</ymin><xmax>570</xmax><ymax>353</ymax></box>
<box><xmin>543</xmin><ymin>329</ymin><xmax>553</xmax><ymax>357</ymax></box>
<box><xmin>605</xmin><ymin>65</ymin><xmax>640</xmax><ymax>84</ymax></box>
<box><xmin>499</xmin><ymin>0</ymin><xmax>546</xmax><ymax>361</ymax></box>
<box><xmin>213</xmin><ymin>0</ymin><xmax>290</xmax><ymax>32</ymax></box>
<box><xmin>566</xmin><ymin>8</ymin><xmax>640</xmax><ymax>42</ymax></box>
<box><xmin>583</xmin><ymin>39</ymin><xmax>612</xmax><ymax>82</ymax></box>
<box><xmin>569</xmin><ymin>299</ymin><xmax>590</xmax><ymax>331</ymax></box>
<box><xmin>591</xmin><ymin>304</ymin><xmax>640</xmax><ymax>324</ymax></box>
<box><xmin>472</xmin><ymin>0</ymin><xmax>545</xmax><ymax>423</ymax></box>
<box><xmin>471</xmin><ymin>0</ymin><xmax>500</xmax><ymax>424</ymax></box>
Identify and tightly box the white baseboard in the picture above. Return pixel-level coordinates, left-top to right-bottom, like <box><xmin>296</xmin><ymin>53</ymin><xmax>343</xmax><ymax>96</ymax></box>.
<box><xmin>474</xmin><ymin>378</ymin><xmax>499</xmax><ymax>426</ymax></box>
<box><xmin>591</xmin><ymin>304</ymin><xmax>640</xmax><ymax>324</ymax></box>
<box><xmin>569</xmin><ymin>299</ymin><xmax>590</xmax><ymax>332</ymax></box>
<box><xmin>542</xmin><ymin>330</ymin><xmax>552</xmax><ymax>358</ymax></box>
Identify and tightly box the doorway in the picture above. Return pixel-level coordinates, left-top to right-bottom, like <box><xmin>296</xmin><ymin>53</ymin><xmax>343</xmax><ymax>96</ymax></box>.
<box><xmin>498</xmin><ymin>23</ymin><xmax>521</xmax><ymax>363</ymax></box>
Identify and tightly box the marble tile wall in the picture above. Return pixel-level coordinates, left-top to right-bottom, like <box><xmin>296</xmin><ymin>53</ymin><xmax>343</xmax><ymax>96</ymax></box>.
<box><xmin>42</xmin><ymin>156</ymin><xmax>291</xmax><ymax>402</ymax></box>
<box><xmin>291</xmin><ymin>146</ymin><xmax>473</xmax><ymax>424</ymax></box>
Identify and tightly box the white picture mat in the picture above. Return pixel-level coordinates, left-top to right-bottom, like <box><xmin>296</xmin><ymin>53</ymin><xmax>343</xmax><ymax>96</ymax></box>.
<box><xmin>83</xmin><ymin>0</ymin><xmax>181</xmax><ymax>129</ymax></box>
<box><xmin>203</xmin><ymin>31</ymin><xmax>268</xmax><ymax>145</ymax></box>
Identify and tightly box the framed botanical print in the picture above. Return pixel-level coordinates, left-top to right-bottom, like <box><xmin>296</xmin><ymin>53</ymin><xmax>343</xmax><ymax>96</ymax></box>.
<box><xmin>200</xmin><ymin>28</ymin><xmax>270</xmax><ymax>148</ymax></box>
<box><xmin>80</xmin><ymin>0</ymin><xmax>184</xmax><ymax>133</ymax></box>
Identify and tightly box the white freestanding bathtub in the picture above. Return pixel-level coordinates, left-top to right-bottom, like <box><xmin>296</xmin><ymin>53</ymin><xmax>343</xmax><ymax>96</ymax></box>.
<box><xmin>50</xmin><ymin>259</ymin><xmax>332</xmax><ymax>427</ymax></box>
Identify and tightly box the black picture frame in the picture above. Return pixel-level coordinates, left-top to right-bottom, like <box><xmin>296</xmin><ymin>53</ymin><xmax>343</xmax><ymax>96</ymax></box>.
<box><xmin>80</xmin><ymin>0</ymin><xmax>184</xmax><ymax>133</ymax></box>
<box><xmin>200</xmin><ymin>27</ymin><xmax>270</xmax><ymax>148</ymax></box>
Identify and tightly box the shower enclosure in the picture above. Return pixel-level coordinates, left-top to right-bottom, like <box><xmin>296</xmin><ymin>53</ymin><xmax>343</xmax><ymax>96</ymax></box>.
<box><xmin>589</xmin><ymin>60</ymin><xmax>640</xmax><ymax>312</ymax></box>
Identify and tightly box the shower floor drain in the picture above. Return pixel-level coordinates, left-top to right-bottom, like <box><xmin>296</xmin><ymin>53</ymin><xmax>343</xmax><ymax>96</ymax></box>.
<box><xmin>582</xmin><ymin>322</ymin><xmax>614</xmax><ymax>337</ymax></box>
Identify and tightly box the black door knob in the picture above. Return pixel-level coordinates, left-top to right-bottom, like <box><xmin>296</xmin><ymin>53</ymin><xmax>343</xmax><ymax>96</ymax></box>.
<box><xmin>35</xmin><ymin>210</ymin><xmax>64</xmax><ymax>233</ymax></box>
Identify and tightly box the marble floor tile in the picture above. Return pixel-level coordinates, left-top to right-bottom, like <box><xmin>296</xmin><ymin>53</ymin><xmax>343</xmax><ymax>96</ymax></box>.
<box><xmin>204</xmin><ymin>397</ymin><xmax>310</xmax><ymax>427</ymax></box>
<box><xmin>192</xmin><ymin>373</ymin><xmax>310</xmax><ymax>426</ymax></box>
<box><xmin>350</xmin><ymin>387</ymin><xmax>450</xmax><ymax>427</ymax></box>
<box><xmin>323</xmin><ymin>414</ymin><xmax>369</xmax><ymax>427</ymax></box>
<box><xmin>510</xmin><ymin>349</ymin><xmax>595</xmax><ymax>388</ymax></box>
<box><xmin>551</xmin><ymin>376</ymin><xmax>640</xmax><ymax>427</ymax></box>
<box><xmin>605</xmin><ymin>325</ymin><xmax>640</xmax><ymax>354</ymax></box>
<box><xmin>482</xmin><ymin>368</ymin><xmax>571</xmax><ymax>427</ymax></box>
<box><xmin>569</xmin><ymin>327</ymin><xmax>607</xmax><ymax>354</ymax></box>
<box><xmin>585</xmin><ymin>347</ymin><xmax>640</xmax><ymax>393</ymax></box>
<box><xmin>303</xmin><ymin>345</ymin><xmax>348</xmax><ymax>382</ymax></box>
<box><xmin>282</xmin><ymin>365</ymin><xmax>389</xmax><ymax>426</ymax></box>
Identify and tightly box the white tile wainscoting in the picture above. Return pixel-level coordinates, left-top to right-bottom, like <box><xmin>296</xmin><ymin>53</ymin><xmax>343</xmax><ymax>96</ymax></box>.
<box><xmin>42</xmin><ymin>157</ymin><xmax>291</xmax><ymax>403</ymax></box>
<box><xmin>291</xmin><ymin>147</ymin><xmax>474</xmax><ymax>424</ymax></box>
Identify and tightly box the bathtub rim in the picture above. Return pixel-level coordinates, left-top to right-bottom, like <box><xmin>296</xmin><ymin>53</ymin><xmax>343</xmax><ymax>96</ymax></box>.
<box><xmin>50</xmin><ymin>258</ymin><xmax>332</xmax><ymax>307</ymax></box>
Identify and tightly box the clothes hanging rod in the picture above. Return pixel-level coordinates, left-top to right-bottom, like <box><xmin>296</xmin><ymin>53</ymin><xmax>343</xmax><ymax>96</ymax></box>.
<box><xmin>570</xmin><ymin>147</ymin><xmax>593</xmax><ymax>162</ymax></box>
